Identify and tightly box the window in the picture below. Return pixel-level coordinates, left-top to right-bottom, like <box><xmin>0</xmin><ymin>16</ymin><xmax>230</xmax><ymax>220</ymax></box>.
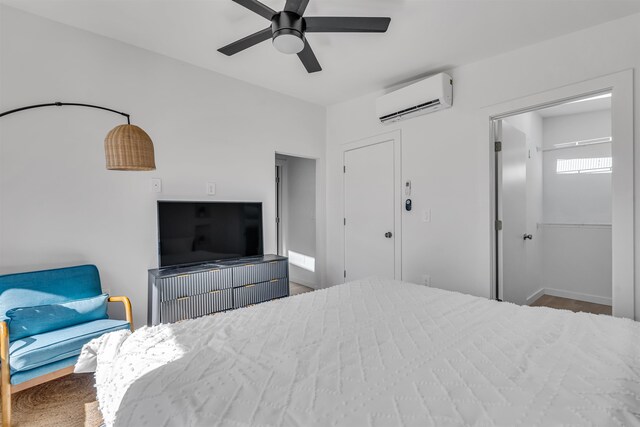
<box><xmin>556</xmin><ymin>157</ymin><xmax>612</xmax><ymax>174</ymax></box>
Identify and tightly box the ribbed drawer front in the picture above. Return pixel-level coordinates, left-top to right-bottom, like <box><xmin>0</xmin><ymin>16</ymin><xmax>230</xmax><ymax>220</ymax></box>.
<box><xmin>232</xmin><ymin>260</ymin><xmax>288</xmax><ymax>287</ymax></box>
<box><xmin>158</xmin><ymin>268</ymin><xmax>232</xmax><ymax>302</ymax></box>
<box><xmin>233</xmin><ymin>278</ymin><xmax>289</xmax><ymax>308</ymax></box>
<box><xmin>160</xmin><ymin>289</ymin><xmax>233</xmax><ymax>323</ymax></box>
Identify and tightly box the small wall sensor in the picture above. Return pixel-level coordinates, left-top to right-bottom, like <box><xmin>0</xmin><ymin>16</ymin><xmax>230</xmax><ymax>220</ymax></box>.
<box><xmin>405</xmin><ymin>180</ymin><xmax>412</xmax><ymax>197</ymax></box>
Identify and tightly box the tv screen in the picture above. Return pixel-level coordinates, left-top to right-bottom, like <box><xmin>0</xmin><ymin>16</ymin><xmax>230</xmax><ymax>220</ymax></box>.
<box><xmin>158</xmin><ymin>201</ymin><xmax>263</xmax><ymax>268</ymax></box>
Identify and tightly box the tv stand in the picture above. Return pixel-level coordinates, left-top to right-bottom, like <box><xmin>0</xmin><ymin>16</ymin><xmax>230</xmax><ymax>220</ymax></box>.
<box><xmin>148</xmin><ymin>255</ymin><xmax>288</xmax><ymax>325</ymax></box>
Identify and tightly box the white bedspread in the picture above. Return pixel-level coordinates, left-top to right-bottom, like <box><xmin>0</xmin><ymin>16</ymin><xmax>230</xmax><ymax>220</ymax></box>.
<box><xmin>85</xmin><ymin>278</ymin><xmax>640</xmax><ymax>426</ymax></box>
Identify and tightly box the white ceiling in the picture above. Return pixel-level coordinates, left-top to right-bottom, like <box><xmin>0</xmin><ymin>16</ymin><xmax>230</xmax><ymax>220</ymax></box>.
<box><xmin>4</xmin><ymin>0</ymin><xmax>640</xmax><ymax>106</ymax></box>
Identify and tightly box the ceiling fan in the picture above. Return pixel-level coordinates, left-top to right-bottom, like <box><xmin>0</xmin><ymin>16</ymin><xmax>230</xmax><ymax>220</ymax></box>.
<box><xmin>218</xmin><ymin>0</ymin><xmax>391</xmax><ymax>73</ymax></box>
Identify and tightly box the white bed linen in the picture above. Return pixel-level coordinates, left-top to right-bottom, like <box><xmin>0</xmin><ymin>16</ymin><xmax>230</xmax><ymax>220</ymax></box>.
<box><xmin>86</xmin><ymin>278</ymin><xmax>640</xmax><ymax>426</ymax></box>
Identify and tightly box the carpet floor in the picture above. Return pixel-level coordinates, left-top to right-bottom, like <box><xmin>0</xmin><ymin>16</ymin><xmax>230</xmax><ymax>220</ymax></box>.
<box><xmin>0</xmin><ymin>374</ymin><xmax>102</xmax><ymax>427</ymax></box>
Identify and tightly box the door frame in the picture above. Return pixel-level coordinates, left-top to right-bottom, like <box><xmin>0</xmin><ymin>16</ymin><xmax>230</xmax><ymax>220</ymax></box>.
<box><xmin>275</xmin><ymin>159</ymin><xmax>287</xmax><ymax>256</ymax></box>
<box><xmin>487</xmin><ymin>70</ymin><xmax>634</xmax><ymax>319</ymax></box>
<box><xmin>342</xmin><ymin>130</ymin><xmax>402</xmax><ymax>282</ymax></box>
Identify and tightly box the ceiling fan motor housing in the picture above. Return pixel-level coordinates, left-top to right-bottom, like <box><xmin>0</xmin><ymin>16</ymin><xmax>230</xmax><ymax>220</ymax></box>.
<box><xmin>271</xmin><ymin>11</ymin><xmax>305</xmax><ymax>54</ymax></box>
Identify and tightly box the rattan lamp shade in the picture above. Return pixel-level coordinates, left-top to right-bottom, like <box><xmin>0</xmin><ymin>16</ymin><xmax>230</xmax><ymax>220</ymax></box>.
<box><xmin>104</xmin><ymin>124</ymin><xmax>156</xmax><ymax>171</ymax></box>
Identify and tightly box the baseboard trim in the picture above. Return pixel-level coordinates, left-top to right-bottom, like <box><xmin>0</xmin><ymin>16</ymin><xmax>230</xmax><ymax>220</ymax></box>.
<box><xmin>526</xmin><ymin>288</ymin><xmax>546</xmax><ymax>305</ymax></box>
<box><xmin>527</xmin><ymin>287</ymin><xmax>612</xmax><ymax>306</ymax></box>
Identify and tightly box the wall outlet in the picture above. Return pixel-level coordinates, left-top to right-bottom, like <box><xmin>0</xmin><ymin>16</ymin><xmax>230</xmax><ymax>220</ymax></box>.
<box><xmin>206</xmin><ymin>182</ymin><xmax>216</xmax><ymax>195</ymax></box>
<box><xmin>422</xmin><ymin>274</ymin><xmax>431</xmax><ymax>286</ymax></box>
<box><xmin>422</xmin><ymin>209</ymin><xmax>431</xmax><ymax>223</ymax></box>
<box><xmin>150</xmin><ymin>178</ymin><xmax>162</xmax><ymax>193</ymax></box>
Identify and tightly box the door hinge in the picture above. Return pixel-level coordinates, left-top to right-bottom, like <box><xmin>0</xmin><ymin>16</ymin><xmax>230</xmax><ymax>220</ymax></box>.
<box><xmin>276</xmin><ymin>176</ymin><xmax>280</xmax><ymax>184</ymax></box>
<box><xmin>494</xmin><ymin>141</ymin><xmax>502</xmax><ymax>152</ymax></box>
<box><xmin>343</xmin><ymin>165</ymin><xmax>346</xmax><ymax>173</ymax></box>
<box><xmin>344</xmin><ymin>218</ymin><xmax>346</xmax><ymax>225</ymax></box>
<box><xmin>495</xmin><ymin>220</ymin><xmax>503</xmax><ymax>231</ymax></box>
<box><xmin>344</xmin><ymin>270</ymin><xmax>347</xmax><ymax>278</ymax></box>
<box><xmin>276</xmin><ymin>217</ymin><xmax>280</xmax><ymax>224</ymax></box>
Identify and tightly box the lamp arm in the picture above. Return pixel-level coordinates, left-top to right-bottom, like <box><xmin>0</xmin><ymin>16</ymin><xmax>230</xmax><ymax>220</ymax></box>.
<box><xmin>0</xmin><ymin>102</ymin><xmax>131</xmax><ymax>124</ymax></box>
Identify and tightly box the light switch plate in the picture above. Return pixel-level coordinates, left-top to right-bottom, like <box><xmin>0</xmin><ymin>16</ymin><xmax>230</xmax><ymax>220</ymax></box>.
<box><xmin>206</xmin><ymin>182</ymin><xmax>216</xmax><ymax>195</ymax></box>
<box><xmin>151</xmin><ymin>178</ymin><xmax>162</xmax><ymax>193</ymax></box>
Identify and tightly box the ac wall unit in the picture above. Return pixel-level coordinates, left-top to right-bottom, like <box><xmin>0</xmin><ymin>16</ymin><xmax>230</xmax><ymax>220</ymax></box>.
<box><xmin>376</xmin><ymin>73</ymin><xmax>453</xmax><ymax>124</ymax></box>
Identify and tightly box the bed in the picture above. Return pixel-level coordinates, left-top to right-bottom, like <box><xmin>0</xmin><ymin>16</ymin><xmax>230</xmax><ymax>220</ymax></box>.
<box><xmin>78</xmin><ymin>277</ymin><xmax>640</xmax><ymax>426</ymax></box>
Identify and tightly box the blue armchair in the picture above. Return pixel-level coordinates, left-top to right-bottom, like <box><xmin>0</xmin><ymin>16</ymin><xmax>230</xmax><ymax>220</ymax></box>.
<box><xmin>0</xmin><ymin>265</ymin><xmax>133</xmax><ymax>427</ymax></box>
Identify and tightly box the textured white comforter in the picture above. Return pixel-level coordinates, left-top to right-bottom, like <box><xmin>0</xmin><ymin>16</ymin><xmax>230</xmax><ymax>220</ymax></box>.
<box><xmin>85</xmin><ymin>278</ymin><xmax>640</xmax><ymax>426</ymax></box>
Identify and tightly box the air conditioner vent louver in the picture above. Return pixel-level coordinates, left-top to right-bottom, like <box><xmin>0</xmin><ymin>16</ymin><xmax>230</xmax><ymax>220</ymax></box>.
<box><xmin>379</xmin><ymin>99</ymin><xmax>442</xmax><ymax>123</ymax></box>
<box><xmin>376</xmin><ymin>73</ymin><xmax>452</xmax><ymax>124</ymax></box>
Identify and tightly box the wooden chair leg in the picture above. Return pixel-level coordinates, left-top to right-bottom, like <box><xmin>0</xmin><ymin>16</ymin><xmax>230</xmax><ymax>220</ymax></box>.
<box><xmin>1</xmin><ymin>321</ymin><xmax>10</xmax><ymax>427</ymax></box>
<box><xmin>1</xmin><ymin>384</ymin><xmax>10</xmax><ymax>427</ymax></box>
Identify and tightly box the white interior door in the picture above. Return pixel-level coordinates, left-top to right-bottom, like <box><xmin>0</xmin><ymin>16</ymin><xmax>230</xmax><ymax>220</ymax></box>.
<box><xmin>344</xmin><ymin>141</ymin><xmax>395</xmax><ymax>281</ymax></box>
<box><xmin>498</xmin><ymin>121</ymin><xmax>528</xmax><ymax>303</ymax></box>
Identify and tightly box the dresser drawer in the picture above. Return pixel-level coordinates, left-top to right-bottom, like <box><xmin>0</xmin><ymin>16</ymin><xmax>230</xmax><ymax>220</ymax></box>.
<box><xmin>232</xmin><ymin>260</ymin><xmax>288</xmax><ymax>287</ymax></box>
<box><xmin>158</xmin><ymin>268</ymin><xmax>232</xmax><ymax>302</ymax></box>
<box><xmin>233</xmin><ymin>278</ymin><xmax>289</xmax><ymax>308</ymax></box>
<box><xmin>160</xmin><ymin>288</ymin><xmax>233</xmax><ymax>323</ymax></box>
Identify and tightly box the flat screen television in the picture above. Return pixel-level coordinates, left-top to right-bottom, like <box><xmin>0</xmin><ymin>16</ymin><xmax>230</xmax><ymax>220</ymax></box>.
<box><xmin>157</xmin><ymin>201</ymin><xmax>263</xmax><ymax>268</ymax></box>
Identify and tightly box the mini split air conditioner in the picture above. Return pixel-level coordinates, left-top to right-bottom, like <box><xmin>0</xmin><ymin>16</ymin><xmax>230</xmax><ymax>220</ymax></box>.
<box><xmin>376</xmin><ymin>73</ymin><xmax>453</xmax><ymax>124</ymax></box>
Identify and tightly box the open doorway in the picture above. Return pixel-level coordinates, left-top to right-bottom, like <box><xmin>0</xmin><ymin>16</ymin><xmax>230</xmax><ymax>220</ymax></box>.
<box><xmin>495</xmin><ymin>92</ymin><xmax>613</xmax><ymax>315</ymax></box>
<box><xmin>275</xmin><ymin>154</ymin><xmax>317</xmax><ymax>295</ymax></box>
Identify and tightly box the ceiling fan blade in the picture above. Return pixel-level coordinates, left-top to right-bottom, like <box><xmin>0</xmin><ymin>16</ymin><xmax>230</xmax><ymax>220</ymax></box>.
<box><xmin>305</xmin><ymin>16</ymin><xmax>391</xmax><ymax>33</ymax></box>
<box><xmin>218</xmin><ymin>27</ymin><xmax>272</xmax><ymax>56</ymax></box>
<box><xmin>284</xmin><ymin>0</ymin><xmax>310</xmax><ymax>16</ymax></box>
<box><xmin>297</xmin><ymin>39</ymin><xmax>322</xmax><ymax>73</ymax></box>
<box><xmin>231</xmin><ymin>0</ymin><xmax>277</xmax><ymax>20</ymax></box>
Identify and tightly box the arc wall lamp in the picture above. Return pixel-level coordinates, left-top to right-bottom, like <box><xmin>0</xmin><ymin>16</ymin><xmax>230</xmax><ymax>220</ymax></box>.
<box><xmin>0</xmin><ymin>102</ymin><xmax>156</xmax><ymax>171</ymax></box>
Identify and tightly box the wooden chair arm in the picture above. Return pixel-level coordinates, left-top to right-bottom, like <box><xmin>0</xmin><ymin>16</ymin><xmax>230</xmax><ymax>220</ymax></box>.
<box><xmin>1</xmin><ymin>320</ymin><xmax>9</xmax><ymax>372</ymax></box>
<box><xmin>108</xmin><ymin>296</ymin><xmax>134</xmax><ymax>332</ymax></box>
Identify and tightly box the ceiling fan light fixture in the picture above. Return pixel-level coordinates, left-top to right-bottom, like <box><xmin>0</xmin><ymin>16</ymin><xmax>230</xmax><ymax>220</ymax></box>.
<box><xmin>272</xmin><ymin>29</ymin><xmax>304</xmax><ymax>54</ymax></box>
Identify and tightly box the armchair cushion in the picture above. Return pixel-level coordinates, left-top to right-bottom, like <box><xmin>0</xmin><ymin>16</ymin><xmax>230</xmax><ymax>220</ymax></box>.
<box><xmin>9</xmin><ymin>318</ymin><xmax>130</xmax><ymax>373</ymax></box>
<box><xmin>6</xmin><ymin>294</ymin><xmax>109</xmax><ymax>341</ymax></box>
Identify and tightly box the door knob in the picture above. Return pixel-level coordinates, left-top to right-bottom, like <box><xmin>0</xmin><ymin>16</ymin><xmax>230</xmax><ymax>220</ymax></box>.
<box><xmin>385</xmin><ymin>232</ymin><xmax>393</xmax><ymax>238</ymax></box>
<box><xmin>523</xmin><ymin>234</ymin><xmax>533</xmax><ymax>240</ymax></box>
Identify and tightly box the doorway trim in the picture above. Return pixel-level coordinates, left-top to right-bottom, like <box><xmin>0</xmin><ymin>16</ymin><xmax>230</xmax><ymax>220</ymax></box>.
<box><xmin>274</xmin><ymin>152</ymin><xmax>320</xmax><ymax>288</ymax></box>
<box><xmin>487</xmin><ymin>70</ymin><xmax>634</xmax><ymax>319</ymax></box>
<box><xmin>275</xmin><ymin>158</ymin><xmax>287</xmax><ymax>256</ymax></box>
<box><xmin>341</xmin><ymin>130</ymin><xmax>402</xmax><ymax>282</ymax></box>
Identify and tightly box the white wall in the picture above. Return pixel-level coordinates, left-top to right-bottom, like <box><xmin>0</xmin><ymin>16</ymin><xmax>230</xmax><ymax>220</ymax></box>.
<box><xmin>278</xmin><ymin>155</ymin><xmax>317</xmax><ymax>287</ymax></box>
<box><xmin>543</xmin><ymin>110</ymin><xmax>612</xmax><ymax>223</ymax></box>
<box><xmin>540</xmin><ymin>109</ymin><xmax>612</xmax><ymax>303</ymax></box>
<box><xmin>0</xmin><ymin>6</ymin><xmax>326</xmax><ymax>327</ymax></box>
<box><xmin>503</xmin><ymin>112</ymin><xmax>544</xmax><ymax>305</ymax></box>
<box><xmin>540</xmin><ymin>225</ymin><xmax>612</xmax><ymax>304</ymax></box>
<box><xmin>326</xmin><ymin>12</ymin><xmax>640</xmax><ymax>318</ymax></box>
